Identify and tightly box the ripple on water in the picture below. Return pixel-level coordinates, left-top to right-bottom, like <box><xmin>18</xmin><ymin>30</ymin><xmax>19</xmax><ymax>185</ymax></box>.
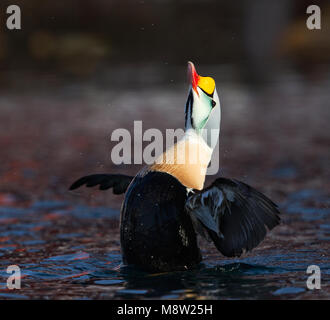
<box><xmin>0</xmin><ymin>293</ymin><xmax>28</xmax><ymax>299</ymax></box>
<box><xmin>118</xmin><ymin>289</ymin><xmax>149</xmax><ymax>295</ymax></box>
<box><xmin>272</xmin><ymin>287</ymin><xmax>306</xmax><ymax>296</ymax></box>
<box><xmin>94</xmin><ymin>279</ymin><xmax>125</xmax><ymax>285</ymax></box>
<box><xmin>31</xmin><ymin>200</ymin><xmax>69</xmax><ymax>211</ymax></box>
<box><xmin>69</xmin><ymin>205</ymin><xmax>119</xmax><ymax>219</ymax></box>
<box><xmin>56</xmin><ymin>233</ymin><xmax>85</xmax><ymax>240</ymax></box>
<box><xmin>45</xmin><ymin>251</ymin><xmax>90</xmax><ymax>262</ymax></box>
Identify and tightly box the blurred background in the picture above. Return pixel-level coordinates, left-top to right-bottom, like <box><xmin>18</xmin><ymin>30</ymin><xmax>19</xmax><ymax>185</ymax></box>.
<box><xmin>0</xmin><ymin>0</ymin><xmax>329</xmax><ymax>300</ymax></box>
<box><xmin>0</xmin><ymin>0</ymin><xmax>329</xmax><ymax>208</ymax></box>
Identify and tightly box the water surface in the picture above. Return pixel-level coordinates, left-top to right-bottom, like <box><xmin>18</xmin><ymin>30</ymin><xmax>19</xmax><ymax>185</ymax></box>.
<box><xmin>0</xmin><ymin>187</ymin><xmax>328</xmax><ymax>300</ymax></box>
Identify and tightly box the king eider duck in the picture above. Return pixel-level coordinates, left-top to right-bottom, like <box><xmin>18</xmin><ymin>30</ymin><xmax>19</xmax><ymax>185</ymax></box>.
<box><xmin>70</xmin><ymin>62</ymin><xmax>280</xmax><ymax>272</ymax></box>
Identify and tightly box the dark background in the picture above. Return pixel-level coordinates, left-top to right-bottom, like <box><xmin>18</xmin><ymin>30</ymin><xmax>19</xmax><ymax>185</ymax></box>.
<box><xmin>0</xmin><ymin>0</ymin><xmax>329</xmax><ymax>209</ymax></box>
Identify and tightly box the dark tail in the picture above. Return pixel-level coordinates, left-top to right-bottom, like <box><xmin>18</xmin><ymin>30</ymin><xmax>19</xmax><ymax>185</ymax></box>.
<box><xmin>69</xmin><ymin>174</ymin><xmax>134</xmax><ymax>195</ymax></box>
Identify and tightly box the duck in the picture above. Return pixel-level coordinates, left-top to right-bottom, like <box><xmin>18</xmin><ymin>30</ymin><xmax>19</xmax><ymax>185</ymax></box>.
<box><xmin>69</xmin><ymin>62</ymin><xmax>280</xmax><ymax>272</ymax></box>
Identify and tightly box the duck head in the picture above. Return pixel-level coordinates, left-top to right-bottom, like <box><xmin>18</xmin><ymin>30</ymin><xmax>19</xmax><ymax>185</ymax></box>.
<box><xmin>185</xmin><ymin>61</ymin><xmax>221</xmax><ymax>150</ymax></box>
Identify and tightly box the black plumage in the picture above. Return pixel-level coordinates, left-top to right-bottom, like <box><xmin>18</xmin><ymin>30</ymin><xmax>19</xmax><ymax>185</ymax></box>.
<box><xmin>69</xmin><ymin>174</ymin><xmax>133</xmax><ymax>194</ymax></box>
<box><xmin>70</xmin><ymin>171</ymin><xmax>280</xmax><ymax>271</ymax></box>
<box><xmin>185</xmin><ymin>177</ymin><xmax>280</xmax><ymax>257</ymax></box>
<box><xmin>120</xmin><ymin>171</ymin><xmax>202</xmax><ymax>272</ymax></box>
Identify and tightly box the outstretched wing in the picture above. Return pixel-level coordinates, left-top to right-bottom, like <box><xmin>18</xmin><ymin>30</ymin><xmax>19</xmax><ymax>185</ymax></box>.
<box><xmin>185</xmin><ymin>177</ymin><xmax>280</xmax><ymax>257</ymax></box>
<box><xmin>69</xmin><ymin>174</ymin><xmax>134</xmax><ymax>194</ymax></box>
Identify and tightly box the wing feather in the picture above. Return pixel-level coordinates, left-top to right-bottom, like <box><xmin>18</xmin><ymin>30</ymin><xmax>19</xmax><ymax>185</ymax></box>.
<box><xmin>69</xmin><ymin>174</ymin><xmax>133</xmax><ymax>195</ymax></box>
<box><xmin>185</xmin><ymin>177</ymin><xmax>280</xmax><ymax>257</ymax></box>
